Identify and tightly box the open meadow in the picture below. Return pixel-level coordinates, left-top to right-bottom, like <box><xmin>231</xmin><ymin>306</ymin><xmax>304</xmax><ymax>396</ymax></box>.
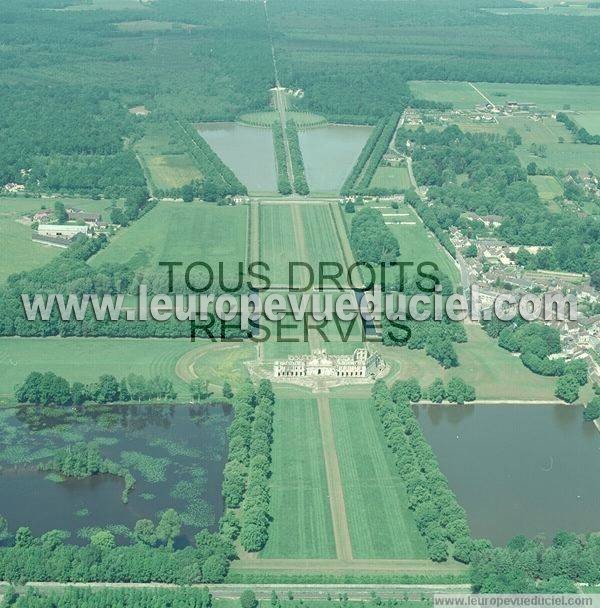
<box><xmin>0</xmin><ymin>337</ymin><xmax>198</xmax><ymax>403</ymax></box>
<box><xmin>90</xmin><ymin>201</ymin><xmax>248</xmax><ymax>287</ymax></box>
<box><xmin>370</xmin><ymin>166</ymin><xmax>412</xmax><ymax>191</ymax></box>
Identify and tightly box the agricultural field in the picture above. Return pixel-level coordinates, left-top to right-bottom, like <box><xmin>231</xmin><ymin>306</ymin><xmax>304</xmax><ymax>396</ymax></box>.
<box><xmin>0</xmin><ymin>198</ymin><xmax>60</xmax><ymax>284</ymax></box>
<box><xmin>135</xmin><ymin>122</ymin><xmax>202</xmax><ymax>192</ymax></box>
<box><xmin>259</xmin><ymin>203</ymin><xmax>349</xmax><ymax>287</ymax></box>
<box><xmin>330</xmin><ymin>399</ymin><xmax>426</xmax><ymax>559</ymax></box>
<box><xmin>410</xmin><ymin>81</ymin><xmax>600</xmax><ymax>112</ymax></box>
<box><xmin>0</xmin><ymin>337</ymin><xmax>198</xmax><ymax>403</ymax></box>
<box><xmin>261</xmin><ymin>398</ymin><xmax>337</xmax><ymax>559</ymax></box>
<box><xmin>574</xmin><ymin>111</ymin><xmax>600</xmax><ymax>135</ymax></box>
<box><xmin>90</xmin><ymin>202</ymin><xmax>248</xmax><ymax>288</ymax></box>
<box><xmin>370</xmin><ymin>165</ymin><xmax>412</xmax><ymax>191</ymax></box>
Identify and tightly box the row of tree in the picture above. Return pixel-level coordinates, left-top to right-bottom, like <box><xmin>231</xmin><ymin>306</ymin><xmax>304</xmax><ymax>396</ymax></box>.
<box><xmin>371</xmin><ymin>381</ymin><xmax>471</xmax><ymax>562</ymax></box>
<box><xmin>356</xmin><ymin>113</ymin><xmax>400</xmax><ymax>193</ymax></box>
<box><xmin>0</xmin><ymin>511</ymin><xmax>235</xmax><ymax>584</ymax></box>
<box><xmin>556</xmin><ymin>112</ymin><xmax>600</xmax><ymax>145</ymax></box>
<box><xmin>222</xmin><ymin>379</ymin><xmax>276</xmax><ymax>552</ymax></box>
<box><xmin>272</xmin><ymin>123</ymin><xmax>292</xmax><ymax>195</ymax></box>
<box><xmin>168</xmin><ymin>114</ymin><xmax>247</xmax><ymax>196</ymax></box>
<box><xmin>1</xmin><ymin>586</ymin><xmax>213</xmax><ymax>608</ymax></box>
<box><xmin>239</xmin><ymin>380</ymin><xmax>275</xmax><ymax>552</ymax></box>
<box><xmin>286</xmin><ymin>120</ymin><xmax>310</xmax><ymax>195</ymax></box>
<box><xmin>391</xmin><ymin>377</ymin><xmax>476</xmax><ymax>404</ymax></box>
<box><xmin>340</xmin><ymin>117</ymin><xmax>388</xmax><ymax>196</ymax></box>
<box><xmin>15</xmin><ymin>372</ymin><xmax>178</xmax><ymax>406</ymax></box>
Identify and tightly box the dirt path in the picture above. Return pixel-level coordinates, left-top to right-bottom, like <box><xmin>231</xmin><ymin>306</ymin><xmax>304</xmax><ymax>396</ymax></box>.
<box><xmin>468</xmin><ymin>82</ymin><xmax>496</xmax><ymax>109</ymax></box>
<box><xmin>316</xmin><ymin>394</ymin><xmax>353</xmax><ymax>561</ymax></box>
<box><xmin>19</xmin><ymin>581</ymin><xmax>472</xmax><ymax>600</ymax></box>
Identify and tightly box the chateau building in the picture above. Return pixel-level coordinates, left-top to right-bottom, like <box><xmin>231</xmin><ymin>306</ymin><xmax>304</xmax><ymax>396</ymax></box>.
<box><xmin>274</xmin><ymin>348</ymin><xmax>384</xmax><ymax>379</ymax></box>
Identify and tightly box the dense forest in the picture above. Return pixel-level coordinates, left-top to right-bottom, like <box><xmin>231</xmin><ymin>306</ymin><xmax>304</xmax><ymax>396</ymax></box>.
<box><xmin>399</xmin><ymin>126</ymin><xmax>600</xmax><ymax>274</ymax></box>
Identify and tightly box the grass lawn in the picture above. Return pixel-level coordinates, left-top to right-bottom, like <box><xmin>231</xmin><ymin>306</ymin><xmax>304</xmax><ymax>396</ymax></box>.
<box><xmin>516</xmin><ymin>142</ymin><xmax>600</xmax><ymax>175</ymax></box>
<box><xmin>261</xmin><ymin>398</ymin><xmax>337</xmax><ymax>559</ymax></box>
<box><xmin>574</xmin><ymin>111</ymin><xmax>600</xmax><ymax>135</ymax></box>
<box><xmin>330</xmin><ymin>398</ymin><xmax>427</xmax><ymax>558</ymax></box>
<box><xmin>370</xmin><ymin>166</ymin><xmax>412</xmax><ymax>191</ymax></box>
<box><xmin>0</xmin><ymin>198</ymin><xmax>61</xmax><ymax>284</ymax></box>
<box><xmin>135</xmin><ymin>121</ymin><xmax>202</xmax><ymax>191</ymax></box>
<box><xmin>529</xmin><ymin>175</ymin><xmax>563</xmax><ymax>204</ymax></box>
<box><xmin>259</xmin><ymin>204</ymin><xmax>306</xmax><ymax>285</ymax></box>
<box><xmin>300</xmin><ymin>204</ymin><xmax>348</xmax><ymax>286</ymax></box>
<box><xmin>368</xmin><ymin>201</ymin><xmax>460</xmax><ymax>287</ymax></box>
<box><xmin>91</xmin><ymin>201</ymin><xmax>247</xmax><ymax>285</ymax></box>
<box><xmin>0</xmin><ymin>337</ymin><xmax>198</xmax><ymax>403</ymax></box>
<box><xmin>381</xmin><ymin>323</ymin><xmax>558</xmax><ymax>401</ymax></box>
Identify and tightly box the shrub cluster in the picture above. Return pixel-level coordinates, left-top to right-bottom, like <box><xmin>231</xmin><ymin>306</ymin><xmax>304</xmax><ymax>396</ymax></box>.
<box><xmin>350</xmin><ymin>207</ymin><xmax>400</xmax><ymax>264</ymax></box>
<box><xmin>371</xmin><ymin>381</ymin><xmax>471</xmax><ymax>562</ymax></box>
<box><xmin>39</xmin><ymin>443</ymin><xmax>135</xmax><ymax>503</ymax></box>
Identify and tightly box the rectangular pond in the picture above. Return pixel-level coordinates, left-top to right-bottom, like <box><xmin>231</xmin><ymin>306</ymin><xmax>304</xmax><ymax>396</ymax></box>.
<box><xmin>298</xmin><ymin>125</ymin><xmax>372</xmax><ymax>194</ymax></box>
<box><xmin>0</xmin><ymin>403</ymin><xmax>231</xmax><ymax>546</ymax></box>
<box><xmin>414</xmin><ymin>404</ymin><xmax>600</xmax><ymax>545</ymax></box>
<box><xmin>196</xmin><ymin>122</ymin><xmax>277</xmax><ymax>193</ymax></box>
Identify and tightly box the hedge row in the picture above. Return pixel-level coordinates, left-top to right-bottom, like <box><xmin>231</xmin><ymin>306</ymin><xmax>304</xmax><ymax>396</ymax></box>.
<box><xmin>371</xmin><ymin>381</ymin><xmax>471</xmax><ymax>562</ymax></box>
<box><xmin>239</xmin><ymin>381</ymin><xmax>275</xmax><ymax>552</ymax></box>
<box><xmin>221</xmin><ymin>379</ymin><xmax>276</xmax><ymax>552</ymax></box>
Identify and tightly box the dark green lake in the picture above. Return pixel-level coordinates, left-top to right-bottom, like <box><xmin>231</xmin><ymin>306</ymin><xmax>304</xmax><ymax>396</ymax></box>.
<box><xmin>415</xmin><ymin>404</ymin><xmax>600</xmax><ymax>545</ymax></box>
<box><xmin>0</xmin><ymin>404</ymin><xmax>231</xmax><ymax>546</ymax></box>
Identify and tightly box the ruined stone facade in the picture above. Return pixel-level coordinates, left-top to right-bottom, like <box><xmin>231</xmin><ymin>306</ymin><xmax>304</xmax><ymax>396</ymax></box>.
<box><xmin>273</xmin><ymin>348</ymin><xmax>384</xmax><ymax>380</ymax></box>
